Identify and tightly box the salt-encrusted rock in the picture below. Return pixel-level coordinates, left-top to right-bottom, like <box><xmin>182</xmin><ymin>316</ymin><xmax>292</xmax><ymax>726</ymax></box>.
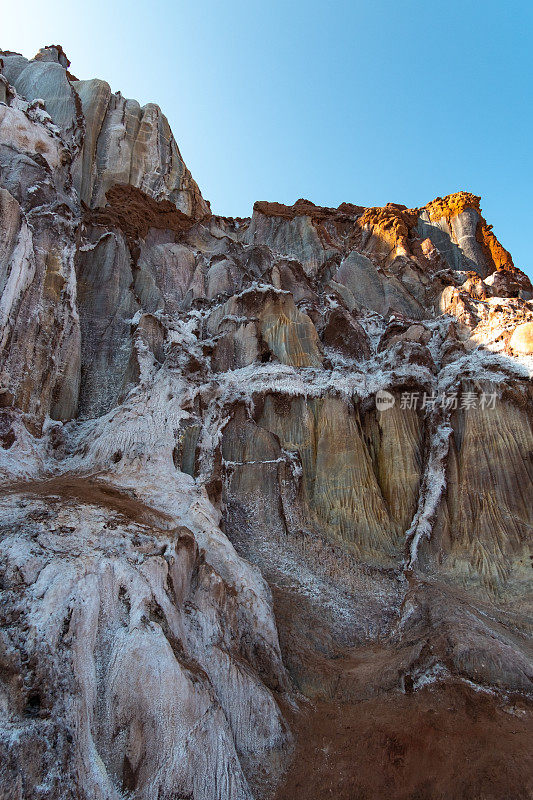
<box><xmin>0</xmin><ymin>475</ymin><xmax>290</xmax><ymax>800</ymax></box>
<box><xmin>1</xmin><ymin>48</ymin><xmax>81</xmax><ymax>137</ymax></box>
<box><xmin>0</xmin><ymin>44</ymin><xmax>532</xmax><ymax>800</ymax></box>
<box><xmin>320</xmin><ymin>307</ymin><xmax>371</xmax><ymax>361</ymax></box>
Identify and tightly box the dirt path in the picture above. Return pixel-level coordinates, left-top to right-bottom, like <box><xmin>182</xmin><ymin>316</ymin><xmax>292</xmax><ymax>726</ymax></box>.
<box><xmin>275</xmin><ymin>682</ymin><xmax>533</xmax><ymax>800</ymax></box>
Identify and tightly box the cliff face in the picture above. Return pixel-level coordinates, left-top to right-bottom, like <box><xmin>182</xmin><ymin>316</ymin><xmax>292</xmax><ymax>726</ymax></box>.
<box><xmin>0</xmin><ymin>46</ymin><xmax>532</xmax><ymax>800</ymax></box>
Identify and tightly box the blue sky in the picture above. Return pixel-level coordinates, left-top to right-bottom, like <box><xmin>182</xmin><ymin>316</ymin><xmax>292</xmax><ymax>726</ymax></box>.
<box><xmin>2</xmin><ymin>0</ymin><xmax>532</xmax><ymax>278</ymax></box>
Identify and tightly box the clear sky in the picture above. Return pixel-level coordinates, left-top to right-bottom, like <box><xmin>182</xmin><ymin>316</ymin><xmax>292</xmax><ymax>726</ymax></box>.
<box><xmin>2</xmin><ymin>0</ymin><xmax>532</xmax><ymax>278</ymax></box>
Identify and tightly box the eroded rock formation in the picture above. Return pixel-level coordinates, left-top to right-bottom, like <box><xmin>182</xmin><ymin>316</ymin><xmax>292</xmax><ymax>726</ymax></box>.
<box><xmin>0</xmin><ymin>45</ymin><xmax>531</xmax><ymax>800</ymax></box>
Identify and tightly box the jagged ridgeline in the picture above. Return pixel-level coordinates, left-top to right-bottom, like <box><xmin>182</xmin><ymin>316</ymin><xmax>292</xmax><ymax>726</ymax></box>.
<box><xmin>0</xmin><ymin>45</ymin><xmax>532</xmax><ymax>800</ymax></box>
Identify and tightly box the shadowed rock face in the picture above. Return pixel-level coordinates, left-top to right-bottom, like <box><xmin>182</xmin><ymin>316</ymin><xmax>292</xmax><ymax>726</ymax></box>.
<box><xmin>0</xmin><ymin>46</ymin><xmax>532</xmax><ymax>800</ymax></box>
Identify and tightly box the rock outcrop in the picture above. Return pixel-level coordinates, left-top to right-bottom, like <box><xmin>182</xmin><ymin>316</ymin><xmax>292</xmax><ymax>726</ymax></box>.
<box><xmin>0</xmin><ymin>46</ymin><xmax>531</xmax><ymax>800</ymax></box>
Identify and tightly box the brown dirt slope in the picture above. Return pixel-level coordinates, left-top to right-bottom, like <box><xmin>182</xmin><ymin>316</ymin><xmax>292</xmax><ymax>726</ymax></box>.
<box><xmin>275</xmin><ymin>683</ymin><xmax>533</xmax><ymax>800</ymax></box>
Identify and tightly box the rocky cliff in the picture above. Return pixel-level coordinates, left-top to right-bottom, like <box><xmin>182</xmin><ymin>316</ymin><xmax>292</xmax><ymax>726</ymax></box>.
<box><xmin>0</xmin><ymin>46</ymin><xmax>531</xmax><ymax>800</ymax></box>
